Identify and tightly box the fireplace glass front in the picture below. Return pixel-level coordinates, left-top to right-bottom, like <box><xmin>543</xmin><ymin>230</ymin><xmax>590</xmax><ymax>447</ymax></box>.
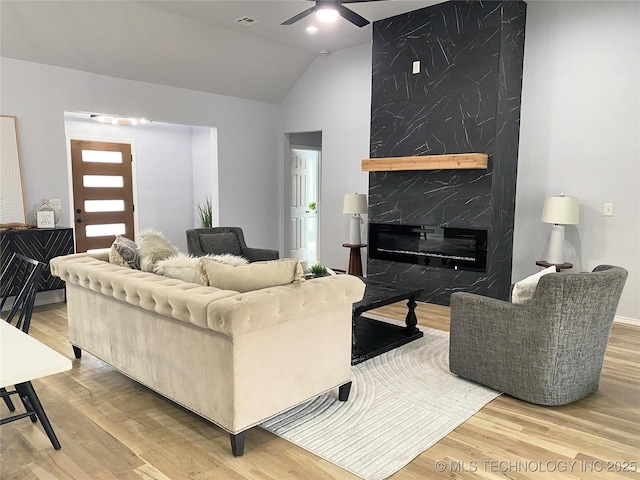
<box><xmin>369</xmin><ymin>223</ymin><xmax>488</xmax><ymax>272</ymax></box>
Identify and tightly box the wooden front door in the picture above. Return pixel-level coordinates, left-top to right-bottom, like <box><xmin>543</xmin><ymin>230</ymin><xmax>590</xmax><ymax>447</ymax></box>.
<box><xmin>70</xmin><ymin>140</ymin><xmax>135</xmax><ymax>252</ymax></box>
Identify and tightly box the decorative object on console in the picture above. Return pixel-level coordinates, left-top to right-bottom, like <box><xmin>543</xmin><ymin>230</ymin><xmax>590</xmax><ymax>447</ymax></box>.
<box><xmin>343</xmin><ymin>193</ymin><xmax>367</xmax><ymax>245</ymax></box>
<box><xmin>541</xmin><ymin>194</ymin><xmax>579</xmax><ymax>265</ymax></box>
<box><xmin>34</xmin><ymin>203</ymin><xmax>56</xmax><ymax>229</ymax></box>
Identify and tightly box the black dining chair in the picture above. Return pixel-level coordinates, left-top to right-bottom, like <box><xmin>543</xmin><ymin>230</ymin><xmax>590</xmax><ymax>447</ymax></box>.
<box><xmin>0</xmin><ymin>253</ymin><xmax>63</xmax><ymax>449</ymax></box>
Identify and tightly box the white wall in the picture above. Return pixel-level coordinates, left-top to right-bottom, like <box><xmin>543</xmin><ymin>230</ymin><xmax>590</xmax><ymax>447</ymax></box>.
<box><xmin>1</xmin><ymin>58</ymin><xmax>282</xmax><ymax>252</ymax></box>
<box><xmin>281</xmin><ymin>44</ymin><xmax>372</xmax><ymax>271</ymax></box>
<box><xmin>515</xmin><ymin>1</ymin><xmax>639</xmax><ymax>320</ymax></box>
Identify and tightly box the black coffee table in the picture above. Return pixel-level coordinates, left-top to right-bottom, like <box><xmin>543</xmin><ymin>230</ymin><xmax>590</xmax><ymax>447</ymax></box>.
<box><xmin>351</xmin><ymin>278</ymin><xmax>424</xmax><ymax>365</ymax></box>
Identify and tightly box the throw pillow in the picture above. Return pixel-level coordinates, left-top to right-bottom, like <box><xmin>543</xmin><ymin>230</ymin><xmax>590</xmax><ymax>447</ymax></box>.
<box><xmin>511</xmin><ymin>266</ymin><xmax>557</xmax><ymax>304</ymax></box>
<box><xmin>109</xmin><ymin>236</ymin><xmax>140</xmax><ymax>269</ymax></box>
<box><xmin>200</xmin><ymin>257</ymin><xmax>303</xmax><ymax>293</ymax></box>
<box><xmin>138</xmin><ymin>229</ymin><xmax>179</xmax><ymax>272</ymax></box>
<box><xmin>154</xmin><ymin>253</ymin><xmax>208</xmax><ymax>285</ymax></box>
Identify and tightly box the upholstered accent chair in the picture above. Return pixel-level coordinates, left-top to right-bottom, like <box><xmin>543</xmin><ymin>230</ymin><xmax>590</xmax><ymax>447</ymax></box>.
<box><xmin>186</xmin><ymin>227</ymin><xmax>279</xmax><ymax>262</ymax></box>
<box><xmin>449</xmin><ymin>265</ymin><xmax>628</xmax><ymax>406</ymax></box>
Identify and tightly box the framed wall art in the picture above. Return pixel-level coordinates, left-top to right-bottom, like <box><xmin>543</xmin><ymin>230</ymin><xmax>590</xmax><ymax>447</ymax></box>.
<box><xmin>1</xmin><ymin>115</ymin><xmax>27</xmax><ymax>224</ymax></box>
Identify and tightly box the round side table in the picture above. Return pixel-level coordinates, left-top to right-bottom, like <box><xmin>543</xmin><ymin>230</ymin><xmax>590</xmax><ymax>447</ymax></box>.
<box><xmin>536</xmin><ymin>260</ymin><xmax>573</xmax><ymax>272</ymax></box>
<box><xmin>343</xmin><ymin>243</ymin><xmax>366</xmax><ymax>276</ymax></box>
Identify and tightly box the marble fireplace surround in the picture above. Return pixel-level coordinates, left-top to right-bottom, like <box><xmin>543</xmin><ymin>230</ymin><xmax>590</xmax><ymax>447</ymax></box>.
<box><xmin>366</xmin><ymin>1</ymin><xmax>527</xmax><ymax>306</ymax></box>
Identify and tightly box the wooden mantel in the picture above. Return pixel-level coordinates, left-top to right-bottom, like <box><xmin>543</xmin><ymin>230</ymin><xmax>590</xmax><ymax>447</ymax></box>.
<box><xmin>362</xmin><ymin>153</ymin><xmax>488</xmax><ymax>172</ymax></box>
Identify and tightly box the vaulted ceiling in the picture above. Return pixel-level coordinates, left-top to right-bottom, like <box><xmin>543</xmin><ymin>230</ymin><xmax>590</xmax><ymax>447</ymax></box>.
<box><xmin>1</xmin><ymin>0</ymin><xmax>441</xmax><ymax>104</ymax></box>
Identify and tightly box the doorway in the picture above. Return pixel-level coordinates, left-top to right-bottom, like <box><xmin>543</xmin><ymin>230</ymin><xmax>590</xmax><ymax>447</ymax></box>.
<box><xmin>69</xmin><ymin>140</ymin><xmax>135</xmax><ymax>252</ymax></box>
<box><xmin>287</xmin><ymin>132</ymin><xmax>321</xmax><ymax>268</ymax></box>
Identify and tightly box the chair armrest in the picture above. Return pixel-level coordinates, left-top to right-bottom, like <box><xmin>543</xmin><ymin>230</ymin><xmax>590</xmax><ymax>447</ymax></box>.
<box><xmin>186</xmin><ymin>230</ymin><xmax>205</xmax><ymax>256</ymax></box>
<box><xmin>243</xmin><ymin>247</ymin><xmax>279</xmax><ymax>262</ymax></box>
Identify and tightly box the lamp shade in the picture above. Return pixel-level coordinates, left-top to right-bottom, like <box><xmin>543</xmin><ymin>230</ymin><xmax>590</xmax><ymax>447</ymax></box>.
<box><xmin>541</xmin><ymin>195</ymin><xmax>579</xmax><ymax>225</ymax></box>
<box><xmin>343</xmin><ymin>193</ymin><xmax>367</xmax><ymax>215</ymax></box>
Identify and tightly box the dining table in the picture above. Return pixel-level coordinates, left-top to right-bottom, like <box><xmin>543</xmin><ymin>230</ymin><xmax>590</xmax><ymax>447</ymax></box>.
<box><xmin>0</xmin><ymin>320</ymin><xmax>72</xmax><ymax>449</ymax></box>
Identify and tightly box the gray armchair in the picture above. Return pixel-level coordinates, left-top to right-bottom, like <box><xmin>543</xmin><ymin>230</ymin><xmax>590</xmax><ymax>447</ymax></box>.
<box><xmin>186</xmin><ymin>227</ymin><xmax>279</xmax><ymax>262</ymax></box>
<box><xmin>449</xmin><ymin>265</ymin><xmax>628</xmax><ymax>406</ymax></box>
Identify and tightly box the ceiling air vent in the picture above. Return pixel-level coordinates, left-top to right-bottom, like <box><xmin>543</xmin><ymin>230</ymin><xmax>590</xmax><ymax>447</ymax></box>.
<box><xmin>235</xmin><ymin>16</ymin><xmax>259</xmax><ymax>26</ymax></box>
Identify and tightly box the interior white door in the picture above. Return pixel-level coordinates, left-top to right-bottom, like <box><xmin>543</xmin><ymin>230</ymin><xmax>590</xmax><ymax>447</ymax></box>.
<box><xmin>290</xmin><ymin>149</ymin><xmax>318</xmax><ymax>263</ymax></box>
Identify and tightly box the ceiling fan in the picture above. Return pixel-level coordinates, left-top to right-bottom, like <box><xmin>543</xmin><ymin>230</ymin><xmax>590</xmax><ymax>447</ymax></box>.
<box><xmin>282</xmin><ymin>0</ymin><xmax>386</xmax><ymax>28</ymax></box>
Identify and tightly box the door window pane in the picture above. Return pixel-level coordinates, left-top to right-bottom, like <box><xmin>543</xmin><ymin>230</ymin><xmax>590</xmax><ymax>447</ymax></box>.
<box><xmin>84</xmin><ymin>199</ymin><xmax>125</xmax><ymax>212</ymax></box>
<box><xmin>85</xmin><ymin>223</ymin><xmax>126</xmax><ymax>237</ymax></box>
<box><xmin>83</xmin><ymin>175</ymin><xmax>124</xmax><ymax>188</ymax></box>
<box><xmin>82</xmin><ymin>150</ymin><xmax>123</xmax><ymax>163</ymax></box>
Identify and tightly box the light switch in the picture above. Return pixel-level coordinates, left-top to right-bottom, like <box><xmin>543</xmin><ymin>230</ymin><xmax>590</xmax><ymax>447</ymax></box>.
<box><xmin>603</xmin><ymin>202</ymin><xmax>614</xmax><ymax>216</ymax></box>
<box><xmin>412</xmin><ymin>61</ymin><xmax>420</xmax><ymax>74</ymax></box>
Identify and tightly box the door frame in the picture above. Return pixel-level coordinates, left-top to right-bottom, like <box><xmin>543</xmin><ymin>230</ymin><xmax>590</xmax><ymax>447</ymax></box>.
<box><xmin>284</xmin><ymin>138</ymin><xmax>322</xmax><ymax>264</ymax></box>
<box><xmin>65</xmin><ymin>134</ymin><xmax>140</xmax><ymax>247</ymax></box>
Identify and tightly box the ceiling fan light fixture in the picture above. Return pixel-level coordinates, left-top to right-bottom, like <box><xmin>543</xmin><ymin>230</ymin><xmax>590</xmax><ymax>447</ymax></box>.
<box><xmin>316</xmin><ymin>6</ymin><xmax>339</xmax><ymax>23</ymax></box>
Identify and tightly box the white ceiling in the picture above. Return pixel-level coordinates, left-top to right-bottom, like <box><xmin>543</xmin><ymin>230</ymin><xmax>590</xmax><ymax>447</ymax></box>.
<box><xmin>1</xmin><ymin>0</ymin><xmax>441</xmax><ymax>104</ymax></box>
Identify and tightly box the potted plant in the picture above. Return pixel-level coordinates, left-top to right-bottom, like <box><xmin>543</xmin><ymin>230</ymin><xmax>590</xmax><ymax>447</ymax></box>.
<box><xmin>307</xmin><ymin>201</ymin><xmax>317</xmax><ymax>213</ymax></box>
<box><xmin>308</xmin><ymin>264</ymin><xmax>329</xmax><ymax>278</ymax></box>
<box><xmin>195</xmin><ymin>197</ymin><xmax>213</xmax><ymax>228</ymax></box>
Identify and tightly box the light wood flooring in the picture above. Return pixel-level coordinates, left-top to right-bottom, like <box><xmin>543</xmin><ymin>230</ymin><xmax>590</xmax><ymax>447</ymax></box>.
<box><xmin>1</xmin><ymin>302</ymin><xmax>638</xmax><ymax>479</ymax></box>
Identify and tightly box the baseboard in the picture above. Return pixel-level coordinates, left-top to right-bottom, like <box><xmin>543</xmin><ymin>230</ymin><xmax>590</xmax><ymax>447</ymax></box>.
<box><xmin>614</xmin><ymin>315</ymin><xmax>640</xmax><ymax>327</ymax></box>
<box><xmin>35</xmin><ymin>290</ymin><xmax>66</xmax><ymax>306</ymax></box>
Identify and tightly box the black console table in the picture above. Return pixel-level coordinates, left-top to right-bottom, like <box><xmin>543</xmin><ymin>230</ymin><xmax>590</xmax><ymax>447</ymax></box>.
<box><xmin>1</xmin><ymin>227</ymin><xmax>74</xmax><ymax>293</ymax></box>
<box><xmin>351</xmin><ymin>278</ymin><xmax>424</xmax><ymax>365</ymax></box>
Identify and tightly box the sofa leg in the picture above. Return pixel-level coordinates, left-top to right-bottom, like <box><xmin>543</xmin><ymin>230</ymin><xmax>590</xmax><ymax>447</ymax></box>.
<box><xmin>338</xmin><ymin>381</ymin><xmax>352</xmax><ymax>402</ymax></box>
<box><xmin>72</xmin><ymin>346</ymin><xmax>82</xmax><ymax>359</ymax></box>
<box><xmin>230</xmin><ymin>431</ymin><xmax>246</xmax><ymax>456</ymax></box>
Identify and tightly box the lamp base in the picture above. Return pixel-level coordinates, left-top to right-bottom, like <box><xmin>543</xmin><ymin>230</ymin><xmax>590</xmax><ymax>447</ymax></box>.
<box><xmin>547</xmin><ymin>224</ymin><xmax>565</xmax><ymax>264</ymax></box>
<box><xmin>348</xmin><ymin>215</ymin><xmax>362</xmax><ymax>245</ymax></box>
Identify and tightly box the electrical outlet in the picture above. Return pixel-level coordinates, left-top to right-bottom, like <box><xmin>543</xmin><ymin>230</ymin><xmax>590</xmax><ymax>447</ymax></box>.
<box><xmin>412</xmin><ymin>61</ymin><xmax>420</xmax><ymax>74</ymax></box>
<box><xmin>603</xmin><ymin>202</ymin><xmax>614</xmax><ymax>216</ymax></box>
<box><xmin>45</xmin><ymin>198</ymin><xmax>62</xmax><ymax>211</ymax></box>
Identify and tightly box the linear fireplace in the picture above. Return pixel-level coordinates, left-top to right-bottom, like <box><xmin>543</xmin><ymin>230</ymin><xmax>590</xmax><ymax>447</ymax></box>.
<box><xmin>369</xmin><ymin>223</ymin><xmax>488</xmax><ymax>272</ymax></box>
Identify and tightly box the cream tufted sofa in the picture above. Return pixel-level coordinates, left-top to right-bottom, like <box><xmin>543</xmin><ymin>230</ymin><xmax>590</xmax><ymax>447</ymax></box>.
<box><xmin>50</xmin><ymin>252</ymin><xmax>365</xmax><ymax>456</ymax></box>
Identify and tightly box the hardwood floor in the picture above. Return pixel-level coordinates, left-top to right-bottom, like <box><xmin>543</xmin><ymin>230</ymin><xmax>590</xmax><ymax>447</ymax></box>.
<box><xmin>2</xmin><ymin>302</ymin><xmax>638</xmax><ymax>479</ymax></box>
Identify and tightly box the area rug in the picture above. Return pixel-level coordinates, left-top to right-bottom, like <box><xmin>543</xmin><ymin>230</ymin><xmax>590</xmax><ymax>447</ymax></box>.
<box><xmin>261</xmin><ymin>317</ymin><xmax>500</xmax><ymax>480</ymax></box>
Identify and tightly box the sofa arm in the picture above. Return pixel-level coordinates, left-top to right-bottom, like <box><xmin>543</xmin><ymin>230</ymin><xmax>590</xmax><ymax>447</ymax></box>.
<box><xmin>207</xmin><ymin>275</ymin><xmax>365</xmax><ymax>336</ymax></box>
<box><xmin>449</xmin><ymin>292</ymin><xmax>536</xmax><ymax>387</ymax></box>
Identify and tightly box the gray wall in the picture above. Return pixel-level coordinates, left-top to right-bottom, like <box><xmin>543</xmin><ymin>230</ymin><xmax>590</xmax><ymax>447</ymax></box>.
<box><xmin>1</xmin><ymin>58</ymin><xmax>282</xmax><ymax>254</ymax></box>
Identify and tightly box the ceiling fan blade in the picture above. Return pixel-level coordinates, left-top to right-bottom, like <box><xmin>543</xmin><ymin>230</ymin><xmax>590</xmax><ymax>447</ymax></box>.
<box><xmin>281</xmin><ymin>6</ymin><xmax>316</xmax><ymax>25</ymax></box>
<box><xmin>338</xmin><ymin>4</ymin><xmax>370</xmax><ymax>27</ymax></box>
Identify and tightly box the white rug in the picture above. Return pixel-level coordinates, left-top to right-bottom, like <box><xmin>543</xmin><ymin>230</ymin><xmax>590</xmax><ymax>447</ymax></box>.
<box><xmin>261</xmin><ymin>318</ymin><xmax>500</xmax><ymax>480</ymax></box>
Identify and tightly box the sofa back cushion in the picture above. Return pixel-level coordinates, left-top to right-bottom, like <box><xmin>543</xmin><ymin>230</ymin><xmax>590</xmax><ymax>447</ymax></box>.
<box><xmin>201</xmin><ymin>257</ymin><xmax>303</xmax><ymax>293</ymax></box>
<box><xmin>200</xmin><ymin>233</ymin><xmax>242</xmax><ymax>256</ymax></box>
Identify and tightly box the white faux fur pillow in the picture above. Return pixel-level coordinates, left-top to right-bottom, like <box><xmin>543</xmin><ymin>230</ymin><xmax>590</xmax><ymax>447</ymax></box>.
<box><xmin>155</xmin><ymin>253</ymin><xmax>249</xmax><ymax>285</ymax></box>
<box><xmin>137</xmin><ymin>229</ymin><xmax>179</xmax><ymax>272</ymax></box>
<box><xmin>511</xmin><ymin>266</ymin><xmax>556</xmax><ymax>304</ymax></box>
<box><xmin>155</xmin><ymin>253</ymin><xmax>208</xmax><ymax>285</ymax></box>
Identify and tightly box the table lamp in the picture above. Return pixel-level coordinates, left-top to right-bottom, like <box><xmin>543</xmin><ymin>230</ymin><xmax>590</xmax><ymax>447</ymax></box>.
<box><xmin>343</xmin><ymin>193</ymin><xmax>367</xmax><ymax>245</ymax></box>
<box><xmin>541</xmin><ymin>194</ymin><xmax>579</xmax><ymax>264</ymax></box>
